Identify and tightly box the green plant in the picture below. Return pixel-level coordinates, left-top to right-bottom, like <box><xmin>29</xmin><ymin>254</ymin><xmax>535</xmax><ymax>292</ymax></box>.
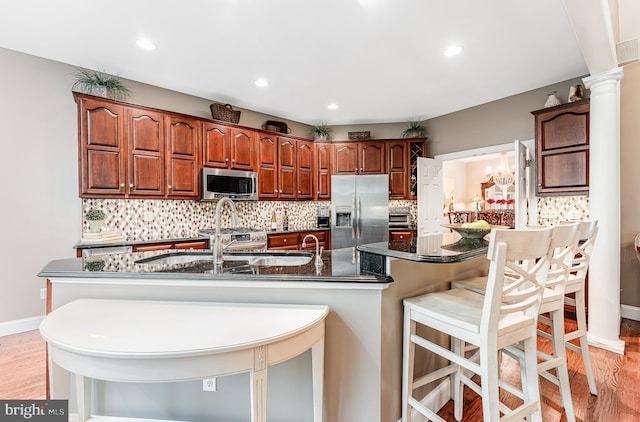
<box><xmin>85</xmin><ymin>209</ymin><xmax>106</xmax><ymax>221</ymax></box>
<box><xmin>310</xmin><ymin>122</ymin><xmax>332</xmax><ymax>139</ymax></box>
<box><xmin>401</xmin><ymin>120</ymin><xmax>426</xmax><ymax>138</ymax></box>
<box><xmin>72</xmin><ymin>68</ymin><xmax>132</xmax><ymax>100</ymax></box>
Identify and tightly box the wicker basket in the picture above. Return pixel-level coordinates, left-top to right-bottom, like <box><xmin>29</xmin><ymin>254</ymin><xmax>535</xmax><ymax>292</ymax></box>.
<box><xmin>210</xmin><ymin>103</ymin><xmax>241</xmax><ymax>124</ymax></box>
<box><xmin>262</xmin><ymin>120</ymin><xmax>291</xmax><ymax>134</ymax></box>
<box><xmin>348</xmin><ymin>131</ymin><xmax>371</xmax><ymax>140</ymax></box>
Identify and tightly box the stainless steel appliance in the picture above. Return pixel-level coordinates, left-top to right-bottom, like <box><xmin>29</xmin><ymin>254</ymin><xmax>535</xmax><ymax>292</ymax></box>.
<box><xmin>201</xmin><ymin>168</ymin><xmax>258</xmax><ymax>201</ymax></box>
<box><xmin>331</xmin><ymin>175</ymin><xmax>389</xmax><ymax>249</ymax></box>
<box><xmin>197</xmin><ymin>227</ymin><xmax>267</xmax><ymax>251</ymax></box>
<box><xmin>389</xmin><ymin>206</ymin><xmax>411</xmax><ymax>228</ymax></box>
<box><xmin>317</xmin><ymin>206</ymin><xmax>330</xmax><ymax>228</ymax></box>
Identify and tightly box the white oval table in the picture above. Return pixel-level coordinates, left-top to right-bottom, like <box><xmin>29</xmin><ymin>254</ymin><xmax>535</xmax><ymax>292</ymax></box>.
<box><xmin>40</xmin><ymin>299</ymin><xmax>329</xmax><ymax>422</ymax></box>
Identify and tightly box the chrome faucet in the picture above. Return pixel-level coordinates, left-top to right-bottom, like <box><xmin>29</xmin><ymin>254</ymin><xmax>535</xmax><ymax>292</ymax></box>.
<box><xmin>301</xmin><ymin>234</ymin><xmax>324</xmax><ymax>268</ymax></box>
<box><xmin>212</xmin><ymin>198</ymin><xmax>238</xmax><ymax>267</ymax></box>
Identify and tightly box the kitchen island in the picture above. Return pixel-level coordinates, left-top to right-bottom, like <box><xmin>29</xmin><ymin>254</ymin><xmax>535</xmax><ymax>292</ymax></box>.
<box><xmin>39</xmin><ymin>232</ymin><xmax>489</xmax><ymax>422</ymax></box>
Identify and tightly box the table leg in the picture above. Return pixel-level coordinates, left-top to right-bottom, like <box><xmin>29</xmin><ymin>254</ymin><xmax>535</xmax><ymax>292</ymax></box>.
<box><xmin>251</xmin><ymin>345</ymin><xmax>268</xmax><ymax>422</ymax></box>
<box><xmin>75</xmin><ymin>374</ymin><xmax>91</xmax><ymax>421</ymax></box>
<box><xmin>311</xmin><ymin>337</ymin><xmax>325</xmax><ymax>422</ymax></box>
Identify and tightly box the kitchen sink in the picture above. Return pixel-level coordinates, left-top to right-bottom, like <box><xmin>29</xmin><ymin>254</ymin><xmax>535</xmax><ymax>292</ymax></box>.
<box><xmin>135</xmin><ymin>251</ymin><xmax>313</xmax><ymax>267</ymax></box>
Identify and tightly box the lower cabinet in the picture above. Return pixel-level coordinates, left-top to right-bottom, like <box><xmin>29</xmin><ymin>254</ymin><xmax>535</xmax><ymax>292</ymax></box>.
<box><xmin>76</xmin><ymin>239</ymin><xmax>209</xmax><ymax>257</ymax></box>
<box><xmin>389</xmin><ymin>230</ymin><xmax>416</xmax><ymax>241</ymax></box>
<box><xmin>267</xmin><ymin>230</ymin><xmax>331</xmax><ymax>251</ymax></box>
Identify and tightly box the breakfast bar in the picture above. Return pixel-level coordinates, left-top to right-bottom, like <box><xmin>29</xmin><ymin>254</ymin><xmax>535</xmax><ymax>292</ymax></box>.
<box><xmin>39</xmin><ymin>232</ymin><xmax>490</xmax><ymax>422</ymax></box>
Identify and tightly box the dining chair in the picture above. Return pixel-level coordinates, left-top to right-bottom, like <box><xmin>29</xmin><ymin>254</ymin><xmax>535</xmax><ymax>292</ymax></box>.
<box><xmin>401</xmin><ymin>227</ymin><xmax>554</xmax><ymax>422</ymax></box>
<box><xmin>452</xmin><ymin>223</ymin><xmax>581</xmax><ymax>422</ymax></box>
<box><xmin>477</xmin><ymin>211</ymin><xmax>502</xmax><ymax>226</ymax></box>
<box><xmin>448</xmin><ymin>211</ymin><xmax>469</xmax><ymax>224</ymax></box>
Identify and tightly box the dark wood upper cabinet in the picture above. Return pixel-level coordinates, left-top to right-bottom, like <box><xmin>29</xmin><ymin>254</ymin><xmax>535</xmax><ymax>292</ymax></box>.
<box><xmin>79</xmin><ymin>98</ymin><xmax>126</xmax><ymax>195</ymax></box>
<box><xmin>128</xmin><ymin>109</ymin><xmax>164</xmax><ymax>196</ymax></box>
<box><xmin>532</xmin><ymin>100</ymin><xmax>590</xmax><ymax>196</ymax></box>
<box><xmin>332</xmin><ymin>143</ymin><xmax>359</xmax><ymax>174</ymax></box>
<box><xmin>359</xmin><ymin>141</ymin><xmax>386</xmax><ymax>174</ymax></box>
<box><xmin>296</xmin><ymin>140</ymin><xmax>314</xmax><ymax>199</ymax></box>
<box><xmin>257</xmin><ymin>134</ymin><xmax>278</xmax><ymax>198</ymax></box>
<box><xmin>278</xmin><ymin>137</ymin><xmax>297</xmax><ymax>199</ymax></box>
<box><xmin>165</xmin><ymin>116</ymin><xmax>200</xmax><ymax>198</ymax></box>
<box><xmin>314</xmin><ymin>143</ymin><xmax>332</xmax><ymax>200</ymax></box>
<box><xmin>387</xmin><ymin>141</ymin><xmax>408</xmax><ymax>199</ymax></box>
<box><xmin>202</xmin><ymin>122</ymin><xmax>230</xmax><ymax>168</ymax></box>
<box><xmin>230</xmin><ymin>128</ymin><xmax>255</xmax><ymax>171</ymax></box>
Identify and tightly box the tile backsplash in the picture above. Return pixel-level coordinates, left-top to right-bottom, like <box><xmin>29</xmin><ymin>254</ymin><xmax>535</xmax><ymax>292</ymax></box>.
<box><xmin>83</xmin><ymin>199</ymin><xmax>418</xmax><ymax>241</ymax></box>
<box><xmin>536</xmin><ymin>195</ymin><xmax>589</xmax><ymax>225</ymax></box>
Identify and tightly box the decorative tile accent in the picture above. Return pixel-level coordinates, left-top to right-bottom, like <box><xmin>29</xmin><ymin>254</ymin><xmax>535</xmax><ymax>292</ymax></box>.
<box><xmin>82</xmin><ymin>199</ymin><xmax>332</xmax><ymax>241</ymax></box>
<box><xmin>537</xmin><ymin>195</ymin><xmax>589</xmax><ymax>225</ymax></box>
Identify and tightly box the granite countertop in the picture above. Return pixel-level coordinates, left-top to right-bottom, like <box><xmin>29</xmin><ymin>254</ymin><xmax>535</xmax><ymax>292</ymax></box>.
<box><xmin>40</xmin><ymin>248</ymin><xmax>391</xmax><ymax>284</ymax></box>
<box><xmin>357</xmin><ymin>231</ymin><xmax>489</xmax><ymax>263</ymax></box>
<box><xmin>74</xmin><ymin>228</ymin><xmax>332</xmax><ymax>249</ymax></box>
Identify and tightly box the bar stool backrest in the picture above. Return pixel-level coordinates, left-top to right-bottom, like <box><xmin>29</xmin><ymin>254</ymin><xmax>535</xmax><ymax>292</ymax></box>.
<box><xmin>546</xmin><ymin>223</ymin><xmax>581</xmax><ymax>295</ymax></box>
<box><xmin>573</xmin><ymin>221</ymin><xmax>599</xmax><ymax>284</ymax></box>
<box><xmin>482</xmin><ymin>227</ymin><xmax>554</xmax><ymax>335</ymax></box>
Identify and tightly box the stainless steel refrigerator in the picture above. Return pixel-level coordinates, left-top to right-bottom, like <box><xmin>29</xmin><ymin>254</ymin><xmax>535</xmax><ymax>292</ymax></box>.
<box><xmin>331</xmin><ymin>175</ymin><xmax>389</xmax><ymax>249</ymax></box>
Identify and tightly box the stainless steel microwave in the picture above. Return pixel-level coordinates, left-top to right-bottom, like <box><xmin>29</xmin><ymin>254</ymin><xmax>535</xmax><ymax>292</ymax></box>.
<box><xmin>201</xmin><ymin>168</ymin><xmax>258</xmax><ymax>201</ymax></box>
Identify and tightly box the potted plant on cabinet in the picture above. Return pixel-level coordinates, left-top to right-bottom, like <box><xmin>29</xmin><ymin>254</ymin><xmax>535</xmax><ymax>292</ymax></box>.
<box><xmin>85</xmin><ymin>209</ymin><xmax>106</xmax><ymax>233</ymax></box>
<box><xmin>72</xmin><ymin>68</ymin><xmax>132</xmax><ymax>101</ymax></box>
<box><xmin>401</xmin><ymin>120</ymin><xmax>427</xmax><ymax>138</ymax></box>
<box><xmin>310</xmin><ymin>122</ymin><xmax>332</xmax><ymax>141</ymax></box>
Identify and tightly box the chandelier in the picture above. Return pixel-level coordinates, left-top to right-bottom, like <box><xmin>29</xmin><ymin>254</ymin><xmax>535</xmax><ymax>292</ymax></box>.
<box><xmin>487</xmin><ymin>153</ymin><xmax>515</xmax><ymax>200</ymax></box>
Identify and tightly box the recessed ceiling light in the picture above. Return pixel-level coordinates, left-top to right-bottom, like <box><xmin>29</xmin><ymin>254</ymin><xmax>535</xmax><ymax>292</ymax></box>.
<box><xmin>136</xmin><ymin>39</ymin><xmax>157</xmax><ymax>51</ymax></box>
<box><xmin>327</xmin><ymin>103</ymin><xmax>339</xmax><ymax>110</ymax></box>
<box><xmin>443</xmin><ymin>44</ymin><xmax>462</xmax><ymax>57</ymax></box>
<box><xmin>254</xmin><ymin>78</ymin><xmax>269</xmax><ymax>88</ymax></box>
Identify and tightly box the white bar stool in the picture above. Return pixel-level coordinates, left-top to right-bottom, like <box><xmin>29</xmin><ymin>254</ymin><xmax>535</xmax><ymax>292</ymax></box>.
<box><xmin>401</xmin><ymin>227</ymin><xmax>554</xmax><ymax>422</ymax></box>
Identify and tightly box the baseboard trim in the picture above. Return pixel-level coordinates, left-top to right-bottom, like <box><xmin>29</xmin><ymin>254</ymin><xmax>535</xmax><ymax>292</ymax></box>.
<box><xmin>621</xmin><ymin>304</ymin><xmax>640</xmax><ymax>321</ymax></box>
<box><xmin>587</xmin><ymin>332</ymin><xmax>625</xmax><ymax>355</ymax></box>
<box><xmin>0</xmin><ymin>315</ymin><xmax>44</xmax><ymax>337</ymax></box>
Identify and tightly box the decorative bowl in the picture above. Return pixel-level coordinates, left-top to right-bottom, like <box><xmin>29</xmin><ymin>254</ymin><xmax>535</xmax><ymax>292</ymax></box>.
<box><xmin>441</xmin><ymin>223</ymin><xmax>499</xmax><ymax>239</ymax></box>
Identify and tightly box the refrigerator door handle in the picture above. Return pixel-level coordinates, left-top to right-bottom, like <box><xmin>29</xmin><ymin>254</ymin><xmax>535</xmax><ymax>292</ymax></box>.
<box><xmin>351</xmin><ymin>195</ymin><xmax>357</xmax><ymax>240</ymax></box>
<box><xmin>356</xmin><ymin>195</ymin><xmax>362</xmax><ymax>239</ymax></box>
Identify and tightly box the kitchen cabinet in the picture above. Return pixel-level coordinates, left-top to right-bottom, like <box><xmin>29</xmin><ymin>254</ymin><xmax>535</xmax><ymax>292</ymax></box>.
<box><xmin>296</xmin><ymin>140</ymin><xmax>314</xmax><ymax>199</ymax></box>
<box><xmin>389</xmin><ymin>230</ymin><xmax>416</xmax><ymax>241</ymax></box>
<box><xmin>314</xmin><ymin>142</ymin><xmax>332</xmax><ymax>200</ymax></box>
<box><xmin>332</xmin><ymin>141</ymin><xmax>386</xmax><ymax>175</ymax></box>
<box><xmin>77</xmin><ymin>93</ymin><xmax>200</xmax><ymax>199</ymax></box>
<box><xmin>408</xmin><ymin>139</ymin><xmax>426</xmax><ymax>198</ymax></box>
<box><xmin>76</xmin><ymin>239</ymin><xmax>209</xmax><ymax>257</ymax></box>
<box><xmin>387</xmin><ymin>141</ymin><xmax>408</xmax><ymax>199</ymax></box>
<box><xmin>267</xmin><ymin>230</ymin><xmax>330</xmax><ymax>251</ymax></box>
<box><xmin>256</xmin><ymin>134</ymin><xmax>278</xmax><ymax>198</ymax></box>
<box><xmin>258</xmin><ymin>136</ymin><xmax>313</xmax><ymax>200</ymax></box>
<box><xmin>165</xmin><ymin>115</ymin><xmax>200</xmax><ymax>198</ymax></box>
<box><xmin>532</xmin><ymin>100</ymin><xmax>590</xmax><ymax>196</ymax></box>
<box><xmin>202</xmin><ymin>121</ymin><xmax>231</xmax><ymax>168</ymax></box>
<box><xmin>78</xmin><ymin>97</ymin><xmax>127</xmax><ymax>196</ymax></box>
<box><xmin>230</xmin><ymin>128</ymin><xmax>256</xmax><ymax>171</ymax></box>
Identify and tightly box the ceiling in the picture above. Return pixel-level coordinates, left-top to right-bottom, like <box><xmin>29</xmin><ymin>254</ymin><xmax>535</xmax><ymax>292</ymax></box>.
<box><xmin>0</xmin><ymin>0</ymin><xmax>588</xmax><ymax>125</ymax></box>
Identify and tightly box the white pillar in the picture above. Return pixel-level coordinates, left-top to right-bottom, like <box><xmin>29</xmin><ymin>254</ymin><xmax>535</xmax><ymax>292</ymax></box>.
<box><xmin>583</xmin><ymin>67</ymin><xmax>625</xmax><ymax>354</ymax></box>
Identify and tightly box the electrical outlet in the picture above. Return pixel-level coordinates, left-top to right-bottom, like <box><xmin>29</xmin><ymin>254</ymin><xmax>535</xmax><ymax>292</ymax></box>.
<box><xmin>40</xmin><ymin>288</ymin><xmax>47</xmax><ymax>300</ymax></box>
<box><xmin>203</xmin><ymin>378</ymin><xmax>217</xmax><ymax>392</ymax></box>
<box><xmin>540</xmin><ymin>209</ymin><xmax>558</xmax><ymax>219</ymax></box>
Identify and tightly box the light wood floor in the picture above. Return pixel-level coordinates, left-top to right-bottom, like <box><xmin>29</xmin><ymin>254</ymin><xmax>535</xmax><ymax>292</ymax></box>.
<box><xmin>0</xmin><ymin>318</ymin><xmax>638</xmax><ymax>421</ymax></box>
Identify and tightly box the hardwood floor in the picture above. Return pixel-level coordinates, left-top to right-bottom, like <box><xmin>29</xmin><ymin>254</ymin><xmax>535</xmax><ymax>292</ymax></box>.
<box><xmin>0</xmin><ymin>318</ymin><xmax>638</xmax><ymax>421</ymax></box>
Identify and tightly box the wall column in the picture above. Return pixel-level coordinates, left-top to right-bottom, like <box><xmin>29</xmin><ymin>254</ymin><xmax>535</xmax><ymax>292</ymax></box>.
<box><xmin>583</xmin><ymin>67</ymin><xmax>625</xmax><ymax>354</ymax></box>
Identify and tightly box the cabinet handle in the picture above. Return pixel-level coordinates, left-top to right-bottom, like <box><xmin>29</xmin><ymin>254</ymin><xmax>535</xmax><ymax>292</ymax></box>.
<box><xmin>232</xmin><ymin>159</ymin><xmax>235</xmax><ymax>162</ymax></box>
<box><xmin>283</xmin><ymin>239</ymin><xmax>287</xmax><ymax>243</ymax></box>
<box><xmin>120</xmin><ymin>183</ymin><xmax>125</xmax><ymax>188</ymax></box>
<box><xmin>129</xmin><ymin>183</ymin><xmax>134</xmax><ymax>188</ymax></box>
<box><xmin>168</xmin><ymin>185</ymin><xmax>172</xmax><ymax>189</ymax></box>
<box><xmin>225</xmin><ymin>158</ymin><xmax>229</xmax><ymax>162</ymax></box>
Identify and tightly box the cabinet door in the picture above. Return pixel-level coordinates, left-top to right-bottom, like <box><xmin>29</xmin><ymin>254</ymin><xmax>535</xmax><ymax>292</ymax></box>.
<box><xmin>268</xmin><ymin>232</ymin><xmax>300</xmax><ymax>249</ymax></box>
<box><xmin>165</xmin><ymin>116</ymin><xmax>200</xmax><ymax>198</ymax></box>
<box><xmin>297</xmin><ymin>140</ymin><xmax>314</xmax><ymax>199</ymax></box>
<box><xmin>202</xmin><ymin>122</ymin><xmax>230</xmax><ymax>168</ymax></box>
<box><xmin>230</xmin><ymin>128</ymin><xmax>255</xmax><ymax>170</ymax></box>
<box><xmin>257</xmin><ymin>134</ymin><xmax>278</xmax><ymax>198</ymax></box>
<box><xmin>533</xmin><ymin>101</ymin><xmax>589</xmax><ymax>196</ymax></box>
<box><xmin>360</xmin><ymin>142</ymin><xmax>386</xmax><ymax>174</ymax></box>
<box><xmin>333</xmin><ymin>143</ymin><xmax>358</xmax><ymax>174</ymax></box>
<box><xmin>128</xmin><ymin>108</ymin><xmax>164</xmax><ymax>196</ymax></box>
<box><xmin>315</xmin><ymin>143</ymin><xmax>332</xmax><ymax>200</ymax></box>
<box><xmin>387</xmin><ymin>141</ymin><xmax>408</xmax><ymax>199</ymax></box>
<box><xmin>389</xmin><ymin>230</ymin><xmax>415</xmax><ymax>241</ymax></box>
<box><xmin>408</xmin><ymin>140</ymin><xmax>426</xmax><ymax>198</ymax></box>
<box><xmin>79</xmin><ymin>98</ymin><xmax>126</xmax><ymax>196</ymax></box>
<box><xmin>278</xmin><ymin>138</ymin><xmax>297</xmax><ymax>199</ymax></box>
